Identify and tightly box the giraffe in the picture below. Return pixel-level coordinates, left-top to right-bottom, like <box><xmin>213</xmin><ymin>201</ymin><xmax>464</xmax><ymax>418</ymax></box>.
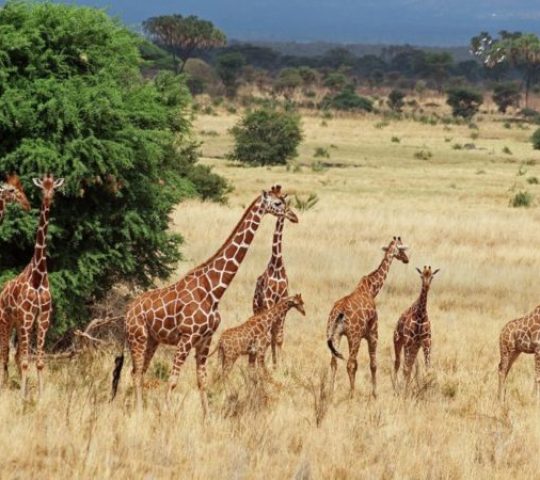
<box><xmin>252</xmin><ymin>203</ymin><xmax>299</xmax><ymax>367</ymax></box>
<box><xmin>326</xmin><ymin>236</ymin><xmax>409</xmax><ymax>398</ymax></box>
<box><xmin>498</xmin><ymin>304</ymin><xmax>540</xmax><ymax>401</ymax></box>
<box><xmin>210</xmin><ymin>293</ymin><xmax>305</xmax><ymax>380</ymax></box>
<box><xmin>111</xmin><ymin>185</ymin><xmax>298</xmax><ymax>415</ymax></box>
<box><xmin>0</xmin><ymin>174</ymin><xmax>31</xmax><ymax>221</ymax></box>
<box><xmin>393</xmin><ymin>265</ymin><xmax>439</xmax><ymax>392</ymax></box>
<box><xmin>0</xmin><ymin>174</ymin><xmax>64</xmax><ymax>398</ymax></box>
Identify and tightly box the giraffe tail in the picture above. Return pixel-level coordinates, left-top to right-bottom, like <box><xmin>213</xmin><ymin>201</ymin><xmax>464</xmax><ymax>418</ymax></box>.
<box><xmin>208</xmin><ymin>340</ymin><xmax>221</xmax><ymax>358</ymax></box>
<box><xmin>327</xmin><ymin>312</ymin><xmax>345</xmax><ymax>360</ymax></box>
<box><xmin>111</xmin><ymin>338</ymin><xmax>126</xmax><ymax>402</ymax></box>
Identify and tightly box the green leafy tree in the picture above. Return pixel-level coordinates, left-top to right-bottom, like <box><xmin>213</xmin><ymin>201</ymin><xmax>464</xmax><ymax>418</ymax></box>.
<box><xmin>229</xmin><ymin>109</ymin><xmax>302</xmax><ymax>166</ymax></box>
<box><xmin>324</xmin><ymin>72</ymin><xmax>348</xmax><ymax>92</ymax></box>
<box><xmin>471</xmin><ymin>31</ymin><xmax>540</xmax><ymax>107</ymax></box>
<box><xmin>215</xmin><ymin>51</ymin><xmax>246</xmax><ymax>98</ymax></box>
<box><xmin>274</xmin><ymin>68</ymin><xmax>303</xmax><ymax>97</ymax></box>
<box><xmin>492</xmin><ymin>82</ymin><xmax>521</xmax><ymax>113</ymax></box>
<box><xmin>423</xmin><ymin>52</ymin><xmax>453</xmax><ymax>93</ymax></box>
<box><xmin>143</xmin><ymin>14</ymin><xmax>226</xmax><ymax>74</ymax></box>
<box><xmin>322</xmin><ymin>85</ymin><xmax>373</xmax><ymax>112</ymax></box>
<box><xmin>0</xmin><ymin>1</ymin><xmax>228</xmax><ymax>338</ymax></box>
<box><xmin>387</xmin><ymin>89</ymin><xmax>406</xmax><ymax>112</ymax></box>
<box><xmin>446</xmin><ymin>87</ymin><xmax>483</xmax><ymax>119</ymax></box>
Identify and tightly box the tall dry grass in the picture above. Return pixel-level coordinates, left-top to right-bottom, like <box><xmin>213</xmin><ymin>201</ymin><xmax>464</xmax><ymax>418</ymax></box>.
<box><xmin>1</xmin><ymin>110</ymin><xmax>540</xmax><ymax>478</ymax></box>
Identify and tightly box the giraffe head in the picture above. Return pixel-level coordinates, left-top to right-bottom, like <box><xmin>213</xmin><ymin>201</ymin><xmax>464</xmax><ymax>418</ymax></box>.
<box><xmin>1</xmin><ymin>174</ymin><xmax>31</xmax><ymax>211</ymax></box>
<box><xmin>382</xmin><ymin>236</ymin><xmax>409</xmax><ymax>264</ymax></box>
<box><xmin>262</xmin><ymin>185</ymin><xmax>298</xmax><ymax>223</ymax></box>
<box><xmin>288</xmin><ymin>293</ymin><xmax>306</xmax><ymax>316</ymax></box>
<box><xmin>32</xmin><ymin>174</ymin><xmax>65</xmax><ymax>203</ymax></box>
<box><xmin>416</xmin><ymin>265</ymin><xmax>440</xmax><ymax>287</ymax></box>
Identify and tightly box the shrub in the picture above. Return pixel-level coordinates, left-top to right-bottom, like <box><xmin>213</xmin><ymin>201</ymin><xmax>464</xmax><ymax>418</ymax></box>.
<box><xmin>391</xmin><ymin>136</ymin><xmax>401</xmax><ymax>143</ymax></box>
<box><xmin>510</xmin><ymin>191</ymin><xmax>533</xmax><ymax>208</ymax></box>
<box><xmin>502</xmin><ymin>146</ymin><xmax>512</xmax><ymax>155</ymax></box>
<box><xmin>322</xmin><ymin>86</ymin><xmax>373</xmax><ymax>112</ymax></box>
<box><xmin>314</xmin><ymin>147</ymin><xmax>330</xmax><ymax>158</ymax></box>
<box><xmin>532</xmin><ymin>128</ymin><xmax>540</xmax><ymax>150</ymax></box>
<box><xmin>229</xmin><ymin>108</ymin><xmax>303</xmax><ymax>166</ymax></box>
<box><xmin>492</xmin><ymin>82</ymin><xmax>521</xmax><ymax>113</ymax></box>
<box><xmin>446</xmin><ymin>87</ymin><xmax>483</xmax><ymax>119</ymax></box>
<box><xmin>292</xmin><ymin>193</ymin><xmax>319</xmax><ymax>211</ymax></box>
<box><xmin>0</xmin><ymin>2</ymin><xmax>228</xmax><ymax>338</ymax></box>
<box><xmin>387</xmin><ymin>89</ymin><xmax>406</xmax><ymax>112</ymax></box>
<box><xmin>414</xmin><ymin>150</ymin><xmax>432</xmax><ymax>160</ymax></box>
<box><xmin>527</xmin><ymin>176</ymin><xmax>539</xmax><ymax>184</ymax></box>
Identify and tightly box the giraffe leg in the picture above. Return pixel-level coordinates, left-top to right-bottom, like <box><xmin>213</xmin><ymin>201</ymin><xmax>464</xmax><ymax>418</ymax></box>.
<box><xmin>367</xmin><ymin>326</ymin><xmax>378</xmax><ymax>399</ymax></box>
<box><xmin>498</xmin><ymin>350</ymin><xmax>519</xmax><ymax>401</ymax></box>
<box><xmin>128</xmin><ymin>332</ymin><xmax>147</xmax><ymax>410</ymax></box>
<box><xmin>167</xmin><ymin>335</ymin><xmax>193</xmax><ymax>403</ymax></box>
<box><xmin>393</xmin><ymin>332</ymin><xmax>403</xmax><ymax>391</ymax></box>
<box><xmin>271</xmin><ymin>326</ymin><xmax>284</xmax><ymax>368</ymax></box>
<box><xmin>422</xmin><ymin>337</ymin><xmax>431</xmax><ymax>371</ymax></box>
<box><xmin>330</xmin><ymin>335</ymin><xmax>341</xmax><ymax>393</ymax></box>
<box><xmin>403</xmin><ymin>345</ymin><xmax>420</xmax><ymax>395</ymax></box>
<box><xmin>534</xmin><ymin>351</ymin><xmax>540</xmax><ymax>403</ymax></box>
<box><xmin>195</xmin><ymin>336</ymin><xmax>212</xmax><ymax>418</ymax></box>
<box><xmin>36</xmin><ymin>305</ymin><xmax>51</xmax><ymax>398</ymax></box>
<box><xmin>142</xmin><ymin>336</ymin><xmax>159</xmax><ymax>375</ymax></box>
<box><xmin>346</xmin><ymin>336</ymin><xmax>361</xmax><ymax>399</ymax></box>
<box><xmin>0</xmin><ymin>319</ymin><xmax>10</xmax><ymax>389</ymax></box>
<box><xmin>17</xmin><ymin>317</ymin><xmax>33</xmax><ymax>400</ymax></box>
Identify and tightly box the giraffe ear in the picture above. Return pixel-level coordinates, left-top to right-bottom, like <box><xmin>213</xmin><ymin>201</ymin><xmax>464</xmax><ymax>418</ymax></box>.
<box><xmin>32</xmin><ymin>178</ymin><xmax>42</xmax><ymax>188</ymax></box>
<box><xmin>262</xmin><ymin>190</ymin><xmax>269</xmax><ymax>199</ymax></box>
<box><xmin>53</xmin><ymin>178</ymin><xmax>65</xmax><ymax>189</ymax></box>
<box><xmin>416</xmin><ymin>267</ymin><xmax>422</xmax><ymax>275</ymax></box>
<box><xmin>381</xmin><ymin>246</ymin><xmax>389</xmax><ymax>252</ymax></box>
<box><xmin>432</xmin><ymin>268</ymin><xmax>441</xmax><ymax>276</ymax></box>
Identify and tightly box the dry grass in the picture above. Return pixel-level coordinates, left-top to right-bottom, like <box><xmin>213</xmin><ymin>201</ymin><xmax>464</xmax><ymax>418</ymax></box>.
<box><xmin>2</xmin><ymin>106</ymin><xmax>540</xmax><ymax>478</ymax></box>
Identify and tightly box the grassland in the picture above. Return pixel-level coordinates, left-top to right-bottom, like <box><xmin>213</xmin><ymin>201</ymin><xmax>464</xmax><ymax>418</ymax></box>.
<box><xmin>2</xmin><ymin>105</ymin><xmax>540</xmax><ymax>479</ymax></box>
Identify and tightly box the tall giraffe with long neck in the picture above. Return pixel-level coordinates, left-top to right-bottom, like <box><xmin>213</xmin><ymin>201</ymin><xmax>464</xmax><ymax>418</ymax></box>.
<box><xmin>111</xmin><ymin>185</ymin><xmax>297</xmax><ymax>415</ymax></box>
<box><xmin>0</xmin><ymin>174</ymin><xmax>64</xmax><ymax>398</ymax></box>
<box><xmin>0</xmin><ymin>174</ymin><xmax>31</xmax><ymax>221</ymax></box>
<box><xmin>252</xmin><ymin>192</ymin><xmax>298</xmax><ymax>366</ymax></box>
<box><xmin>326</xmin><ymin>237</ymin><xmax>409</xmax><ymax>398</ymax></box>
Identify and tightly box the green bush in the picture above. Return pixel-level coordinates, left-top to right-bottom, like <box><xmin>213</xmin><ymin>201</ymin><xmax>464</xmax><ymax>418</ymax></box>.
<box><xmin>510</xmin><ymin>191</ymin><xmax>533</xmax><ymax>208</ymax></box>
<box><xmin>492</xmin><ymin>82</ymin><xmax>521</xmax><ymax>113</ymax></box>
<box><xmin>229</xmin><ymin>108</ymin><xmax>303</xmax><ymax>166</ymax></box>
<box><xmin>322</xmin><ymin>86</ymin><xmax>373</xmax><ymax>112</ymax></box>
<box><xmin>387</xmin><ymin>89</ymin><xmax>405</xmax><ymax>112</ymax></box>
<box><xmin>532</xmin><ymin>128</ymin><xmax>540</xmax><ymax>150</ymax></box>
<box><xmin>0</xmin><ymin>2</ymin><xmax>228</xmax><ymax>338</ymax></box>
<box><xmin>446</xmin><ymin>87</ymin><xmax>483</xmax><ymax>119</ymax></box>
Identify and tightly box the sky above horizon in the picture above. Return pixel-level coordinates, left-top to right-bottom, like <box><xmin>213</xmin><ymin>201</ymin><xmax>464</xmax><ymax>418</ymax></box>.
<box><xmin>8</xmin><ymin>1</ymin><xmax>540</xmax><ymax>46</ymax></box>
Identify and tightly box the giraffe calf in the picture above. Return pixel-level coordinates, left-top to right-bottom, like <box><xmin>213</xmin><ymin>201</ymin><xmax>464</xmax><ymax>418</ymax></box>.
<box><xmin>210</xmin><ymin>294</ymin><xmax>305</xmax><ymax>380</ymax></box>
<box><xmin>393</xmin><ymin>265</ymin><xmax>439</xmax><ymax>392</ymax></box>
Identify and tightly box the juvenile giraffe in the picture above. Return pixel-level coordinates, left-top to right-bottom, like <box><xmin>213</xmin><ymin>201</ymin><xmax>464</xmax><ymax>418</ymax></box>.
<box><xmin>326</xmin><ymin>237</ymin><xmax>409</xmax><ymax>398</ymax></box>
<box><xmin>253</xmin><ymin>198</ymin><xmax>299</xmax><ymax>367</ymax></box>
<box><xmin>210</xmin><ymin>294</ymin><xmax>305</xmax><ymax>380</ymax></box>
<box><xmin>111</xmin><ymin>185</ymin><xmax>298</xmax><ymax>415</ymax></box>
<box><xmin>498</xmin><ymin>304</ymin><xmax>540</xmax><ymax>401</ymax></box>
<box><xmin>0</xmin><ymin>174</ymin><xmax>31</xmax><ymax>221</ymax></box>
<box><xmin>393</xmin><ymin>265</ymin><xmax>439</xmax><ymax>392</ymax></box>
<box><xmin>0</xmin><ymin>174</ymin><xmax>64</xmax><ymax>398</ymax></box>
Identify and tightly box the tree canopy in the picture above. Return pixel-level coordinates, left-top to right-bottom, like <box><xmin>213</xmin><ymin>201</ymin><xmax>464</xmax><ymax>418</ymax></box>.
<box><xmin>0</xmin><ymin>1</ymin><xmax>228</xmax><ymax>338</ymax></box>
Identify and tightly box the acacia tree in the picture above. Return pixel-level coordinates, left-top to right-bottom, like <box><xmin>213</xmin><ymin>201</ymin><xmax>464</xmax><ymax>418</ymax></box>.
<box><xmin>143</xmin><ymin>14</ymin><xmax>226</xmax><ymax>74</ymax></box>
<box><xmin>471</xmin><ymin>31</ymin><xmax>540</xmax><ymax>107</ymax></box>
<box><xmin>0</xmin><ymin>1</ymin><xmax>228</xmax><ymax>338</ymax></box>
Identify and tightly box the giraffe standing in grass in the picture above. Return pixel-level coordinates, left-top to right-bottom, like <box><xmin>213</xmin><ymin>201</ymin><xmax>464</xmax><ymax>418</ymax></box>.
<box><xmin>253</xmin><ymin>191</ymin><xmax>299</xmax><ymax>367</ymax></box>
<box><xmin>326</xmin><ymin>237</ymin><xmax>409</xmax><ymax>398</ymax></box>
<box><xmin>498</xmin><ymin>305</ymin><xmax>540</xmax><ymax>401</ymax></box>
<box><xmin>0</xmin><ymin>174</ymin><xmax>64</xmax><ymax>398</ymax></box>
<box><xmin>211</xmin><ymin>294</ymin><xmax>305</xmax><ymax>380</ymax></box>
<box><xmin>0</xmin><ymin>174</ymin><xmax>31</xmax><ymax>221</ymax></box>
<box><xmin>393</xmin><ymin>265</ymin><xmax>439</xmax><ymax>392</ymax></box>
<box><xmin>111</xmin><ymin>185</ymin><xmax>298</xmax><ymax>416</ymax></box>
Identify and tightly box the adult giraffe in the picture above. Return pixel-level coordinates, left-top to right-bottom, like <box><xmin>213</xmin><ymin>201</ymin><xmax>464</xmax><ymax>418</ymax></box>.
<box><xmin>0</xmin><ymin>174</ymin><xmax>64</xmax><ymax>398</ymax></box>
<box><xmin>252</xmin><ymin>185</ymin><xmax>298</xmax><ymax>366</ymax></box>
<box><xmin>0</xmin><ymin>174</ymin><xmax>31</xmax><ymax>220</ymax></box>
<box><xmin>111</xmin><ymin>185</ymin><xmax>298</xmax><ymax>415</ymax></box>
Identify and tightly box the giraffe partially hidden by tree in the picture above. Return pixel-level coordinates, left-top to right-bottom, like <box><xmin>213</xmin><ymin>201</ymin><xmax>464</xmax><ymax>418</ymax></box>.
<box><xmin>498</xmin><ymin>304</ymin><xmax>540</xmax><ymax>401</ymax></box>
<box><xmin>210</xmin><ymin>294</ymin><xmax>305</xmax><ymax>381</ymax></box>
<box><xmin>393</xmin><ymin>265</ymin><xmax>439</xmax><ymax>393</ymax></box>
<box><xmin>111</xmin><ymin>185</ymin><xmax>298</xmax><ymax>415</ymax></box>
<box><xmin>0</xmin><ymin>174</ymin><xmax>64</xmax><ymax>399</ymax></box>
<box><xmin>0</xmin><ymin>174</ymin><xmax>31</xmax><ymax>221</ymax></box>
<box><xmin>326</xmin><ymin>237</ymin><xmax>409</xmax><ymax>398</ymax></box>
<box><xmin>252</xmin><ymin>197</ymin><xmax>299</xmax><ymax>367</ymax></box>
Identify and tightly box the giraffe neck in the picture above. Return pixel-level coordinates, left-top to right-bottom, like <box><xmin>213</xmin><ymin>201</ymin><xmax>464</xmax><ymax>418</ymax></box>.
<box><xmin>364</xmin><ymin>251</ymin><xmax>394</xmax><ymax>297</ymax></box>
<box><xmin>30</xmin><ymin>197</ymin><xmax>51</xmax><ymax>289</ymax></box>
<box><xmin>196</xmin><ymin>196</ymin><xmax>266</xmax><ymax>301</ymax></box>
<box><xmin>416</xmin><ymin>284</ymin><xmax>430</xmax><ymax>315</ymax></box>
<box><xmin>266</xmin><ymin>299</ymin><xmax>291</xmax><ymax>329</ymax></box>
<box><xmin>268</xmin><ymin>215</ymin><xmax>285</xmax><ymax>270</ymax></box>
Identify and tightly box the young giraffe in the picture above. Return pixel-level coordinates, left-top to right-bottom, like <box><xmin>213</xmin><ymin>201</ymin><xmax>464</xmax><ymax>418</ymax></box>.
<box><xmin>498</xmin><ymin>304</ymin><xmax>540</xmax><ymax>401</ymax></box>
<box><xmin>326</xmin><ymin>237</ymin><xmax>409</xmax><ymax>398</ymax></box>
<box><xmin>393</xmin><ymin>265</ymin><xmax>439</xmax><ymax>392</ymax></box>
<box><xmin>210</xmin><ymin>294</ymin><xmax>305</xmax><ymax>380</ymax></box>
<box><xmin>0</xmin><ymin>174</ymin><xmax>31</xmax><ymax>221</ymax></box>
<box><xmin>252</xmin><ymin>192</ymin><xmax>299</xmax><ymax>367</ymax></box>
<box><xmin>0</xmin><ymin>174</ymin><xmax>64</xmax><ymax>398</ymax></box>
<box><xmin>111</xmin><ymin>185</ymin><xmax>298</xmax><ymax>415</ymax></box>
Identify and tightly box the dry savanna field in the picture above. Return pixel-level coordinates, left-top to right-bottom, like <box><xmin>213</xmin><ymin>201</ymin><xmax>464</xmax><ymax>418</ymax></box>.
<box><xmin>3</xmin><ymin>101</ymin><xmax>540</xmax><ymax>478</ymax></box>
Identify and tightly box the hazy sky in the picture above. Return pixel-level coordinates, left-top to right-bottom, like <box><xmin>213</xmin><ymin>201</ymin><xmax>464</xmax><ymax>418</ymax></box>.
<box><xmin>9</xmin><ymin>1</ymin><xmax>540</xmax><ymax>45</ymax></box>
